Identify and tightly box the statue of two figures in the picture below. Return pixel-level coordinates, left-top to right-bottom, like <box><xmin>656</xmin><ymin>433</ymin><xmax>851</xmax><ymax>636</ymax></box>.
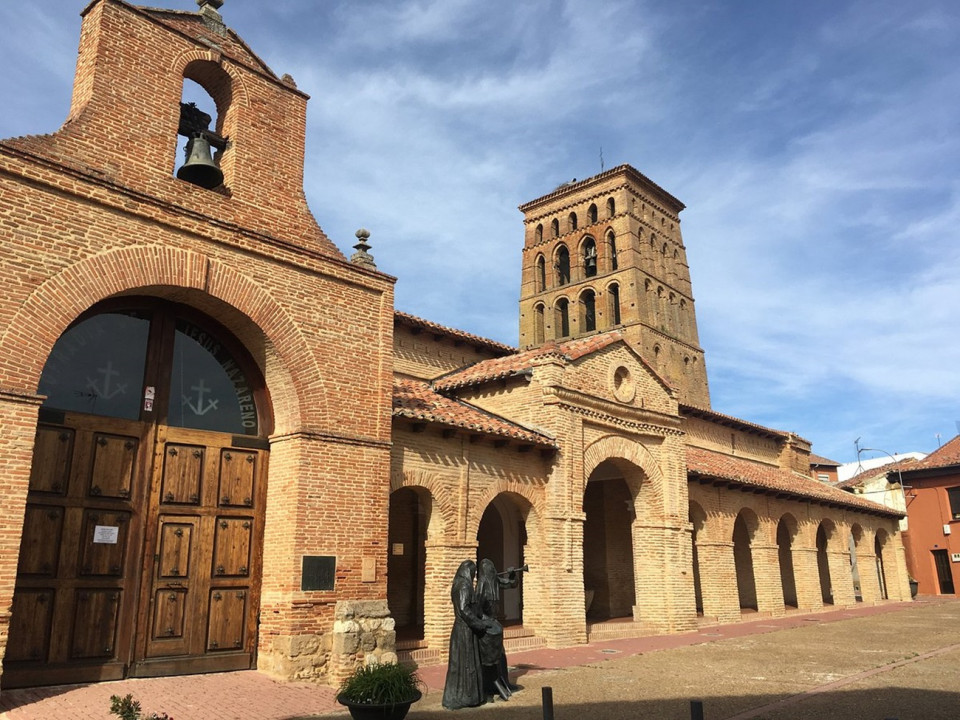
<box><xmin>442</xmin><ymin>559</ymin><xmax>528</xmax><ymax>710</ymax></box>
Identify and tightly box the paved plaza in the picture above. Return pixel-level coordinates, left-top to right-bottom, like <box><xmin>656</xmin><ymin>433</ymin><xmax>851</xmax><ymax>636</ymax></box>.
<box><xmin>2</xmin><ymin>598</ymin><xmax>958</xmax><ymax>720</ymax></box>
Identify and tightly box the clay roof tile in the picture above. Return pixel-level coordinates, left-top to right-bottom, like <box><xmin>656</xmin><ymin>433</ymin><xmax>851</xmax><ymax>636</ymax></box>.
<box><xmin>687</xmin><ymin>447</ymin><xmax>900</xmax><ymax>517</ymax></box>
<box><xmin>433</xmin><ymin>332</ymin><xmax>624</xmax><ymax>391</ymax></box>
<box><xmin>393</xmin><ymin>379</ymin><xmax>557</xmax><ymax>448</ymax></box>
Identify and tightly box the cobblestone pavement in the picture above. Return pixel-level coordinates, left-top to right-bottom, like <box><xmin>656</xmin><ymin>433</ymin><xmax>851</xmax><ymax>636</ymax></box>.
<box><xmin>2</xmin><ymin>598</ymin><xmax>958</xmax><ymax>720</ymax></box>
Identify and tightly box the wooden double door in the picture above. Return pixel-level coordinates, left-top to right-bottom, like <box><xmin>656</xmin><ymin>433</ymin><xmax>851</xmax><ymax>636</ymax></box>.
<box><xmin>4</xmin><ymin>302</ymin><xmax>269</xmax><ymax>688</ymax></box>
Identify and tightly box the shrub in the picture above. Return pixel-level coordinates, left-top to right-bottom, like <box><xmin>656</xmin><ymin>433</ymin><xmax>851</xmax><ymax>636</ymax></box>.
<box><xmin>337</xmin><ymin>661</ymin><xmax>423</xmax><ymax>705</ymax></box>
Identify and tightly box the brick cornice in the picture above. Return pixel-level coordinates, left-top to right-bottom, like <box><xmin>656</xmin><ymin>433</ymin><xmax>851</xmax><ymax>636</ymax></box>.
<box><xmin>269</xmin><ymin>430</ymin><xmax>391</xmax><ymax>450</ymax></box>
<box><xmin>0</xmin><ymin>388</ymin><xmax>44</xmax><ymax>406</ymax></box>
<box><xmin>550</xmin><ymin>387</ymin><xmax>682</xmax><ymax>436</ymax></box>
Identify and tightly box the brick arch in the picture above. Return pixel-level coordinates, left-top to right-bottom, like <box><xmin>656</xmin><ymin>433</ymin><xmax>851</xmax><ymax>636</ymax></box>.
<box><xmin>733</xmin><ymin>506</ymin><xmax>761</xmax><ymax>542</ymax></box>
<box><xmin>390</xmin><ymin>469</ymin><xmax>457</xmax><ymax>540</ymax></box>
<box><xmin>467</xmin><ymin>481</ymin><xmax>544</xmax><ymax>542</ymax></box>
<box><xmin>172</xmin><ymin>50</ymin><xmax>250</xmax><ymax>109</ymax></box>
<box><xmin>689</xmin><ymin>500</ymin><xmax>707</xmax><ymax>535</ymax></box>
<box><xmin>583</xmin><ymin>434</ymin><xmax>664</xmax><ymax>514</ymax></box>
<box><xmin>850</xmin><ymin>521</ymin><xmax>865</xmax><ymax>546</ymax></box>
<box><xmin>777</xmin><ymin>512</ymin><xmax>800</xmax><ymax>543</ymax></box>
<box><xmin>0</xmin><ymin>246</ymin><xmax>320</xmax><ymax>430</ymax></box>
<box><xmin>816</xmin><ymin>517</ymin><xmax>842</xmax><ymax>552</ymax></box>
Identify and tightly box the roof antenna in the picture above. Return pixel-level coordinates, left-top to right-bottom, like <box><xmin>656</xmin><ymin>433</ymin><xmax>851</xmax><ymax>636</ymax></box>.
<box><xmin>599</xmin><ymin>146</ymin><xmax>604</xmax><ymax>172</ymax></box>
<box><xmin>853</xmin><ymin>437</ymin><xmax>865</xmax><ymax>476</ymax></box>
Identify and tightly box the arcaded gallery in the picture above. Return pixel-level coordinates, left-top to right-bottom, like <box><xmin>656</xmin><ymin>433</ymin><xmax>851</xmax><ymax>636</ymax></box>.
<box><xmin>0</xmin><ymin>0</ymin><xmax>909</xmax><ymax>691</ymax></box>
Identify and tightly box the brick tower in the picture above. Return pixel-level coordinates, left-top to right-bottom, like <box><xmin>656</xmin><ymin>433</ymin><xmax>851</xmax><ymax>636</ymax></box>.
<box><xmin>517</xmin><ymin>165</ymin><xmax>710</xmax><ymax>407</ymax></box>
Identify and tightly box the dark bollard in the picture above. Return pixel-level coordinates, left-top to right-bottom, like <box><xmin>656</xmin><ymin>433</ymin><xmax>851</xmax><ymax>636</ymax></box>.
<box><xmin>690</xmin><ymin>699</ymin><xmax>704</xmax><ymax>720</ymax></box>
<box><xmin>542</xmin><ymin>687</ymin><xmax>554</xmax><ymax>720</ymax></box>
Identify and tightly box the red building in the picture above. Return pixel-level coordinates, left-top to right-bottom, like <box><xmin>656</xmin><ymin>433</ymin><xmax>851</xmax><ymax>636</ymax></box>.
<box><xmin>899</xmin><ymin>436</ymin><xmax>960</xmax><ymax>596</ymax></box>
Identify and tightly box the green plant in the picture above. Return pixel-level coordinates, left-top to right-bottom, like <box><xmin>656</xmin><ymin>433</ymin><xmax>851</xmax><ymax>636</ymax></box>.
<box><xmin>109</xmin><ymin>694</ymin><xmax>172</xmax><ymax>720</ymax></box>
<box><xmin>337</xmin><ymin>661</ymin><xmax>423</xmax><ymax>705</ymax></box>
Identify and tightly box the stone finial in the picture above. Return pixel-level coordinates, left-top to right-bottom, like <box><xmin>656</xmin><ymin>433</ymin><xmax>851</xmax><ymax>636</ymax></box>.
<box><xmin>350</xmin><ymin>228</ymin><xmax>377</xmax><ymax>269</ymax></box>
<box><xmin>197</xmin><ymin>0</ymin><xmax>226</xmax><ymax>35</ymax></box>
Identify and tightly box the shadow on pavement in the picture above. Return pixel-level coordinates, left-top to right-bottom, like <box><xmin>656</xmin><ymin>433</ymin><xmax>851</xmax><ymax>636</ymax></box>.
<box><xmin>290</xmin><ymin>686</ymin><xmax>960</xmax><ymax>720</ymax></box>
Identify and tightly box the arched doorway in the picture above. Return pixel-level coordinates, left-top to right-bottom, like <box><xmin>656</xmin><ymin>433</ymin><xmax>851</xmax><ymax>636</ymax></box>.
<box><xmin>476</xmin><ymin>494</ymin><xmax>529</xmax><ymax>625</ymax></box>
<box><xmin>776</xmin><ymin>515</ymin><xmax>798</xmax><ymax>608</ymax></box>
<box><xmin>387</xmin><ymin>487</ymin><xmax>429</xmax><ymax>640</ymax></box>
<box><xmin>816</xmin><ymin>522</ymin><xmax>834</xmax><ymax>605</ymax></box>
<box><xmin>5</xmin><ymin>299</ymin><xmax>271</xmax><ymax>688</ymax></box>
<box><xmin>875</xmin><ymin>531</ymin><xmax>889</xmax><ymax>600</ymax></box>
<box><xmin>583</xmin><ymin>461</ymin><xmax>636</xmax><ymax>621</ymax></box>
<box><xmin>849</xmin><ymin>525</ymin><xmax>864</xmax><ymax>602</ymax></box>
<box><xmin>733</xmin><ymin>511</ymin><xmax>758</xmax><ymax>611</ymax></box>
<box><xmin>689</xmin><ymin>502</ymin><xmax>706</xmax><ymax>615</ymax></box>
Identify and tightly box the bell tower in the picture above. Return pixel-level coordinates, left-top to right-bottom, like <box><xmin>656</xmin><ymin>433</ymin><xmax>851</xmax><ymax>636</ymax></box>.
<box><xmin>518</xmin><ymin>164</ymin><xmax>711</xmax><ymax>408</ymax></box>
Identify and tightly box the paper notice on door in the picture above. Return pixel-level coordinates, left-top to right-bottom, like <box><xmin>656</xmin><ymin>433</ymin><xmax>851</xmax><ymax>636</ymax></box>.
<box><xmin>93</xmin><ymin>525</ymin><xmax>120</xmax><ymax>544</ymax></box>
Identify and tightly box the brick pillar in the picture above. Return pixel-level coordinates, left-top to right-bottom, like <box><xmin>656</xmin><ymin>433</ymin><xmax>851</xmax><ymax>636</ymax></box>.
<box><xmin>422</xmin><ymin>543</ymin><xmax>475</xmax><ymax>656</ymax></box>
<box><xmin>0</xmin><ymin>390</ymin><xmax>42</xmax><ymax>687</ymax></box>
<box><xmin>828</xmin><ymin>549</ymin><xmax>857</xmax><ymax>607</ymax></box>
<box><xmin>887</xmin><ymin>533</ymin><xmax>912</xmax><ymax>601</ymax></box>
<box><xmin>634</xmin><ymin>522</ymin><xmax>697</xmax><ymax>632</ymax></box>
<box><xmin>539</xmin><ymin>516</ymin><xmax>588</xmax><ymax>647</ymax></box>
<box><xmin>694</xmin><ymin>541</ymin><xmax>740</xmax><ymax>623</ymax></box>
<box><xmin>752</xmin><ymin>543</ymin><xmax>786</xmax><ymax>617</ymax></box>
<box><xmin>257</xmin><ymin>433</ymin><xmax>391</xmax><ymax>683</ymax></box>
<box><xmin>792</xmin><ymin>547</ymin><xmax>824</xmax><ymax>611</ymax></box>
<box><xmin>856</xmin><ymin>547</ymin><xmax>880</xmax><ymax>604</ymax></box>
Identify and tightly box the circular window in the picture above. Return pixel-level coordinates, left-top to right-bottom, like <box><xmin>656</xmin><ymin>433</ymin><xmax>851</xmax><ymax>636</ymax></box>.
<box><xmin>611</xmin><ymin>365</ymin><xmax>636</xmax><ymax>403</ymax></box>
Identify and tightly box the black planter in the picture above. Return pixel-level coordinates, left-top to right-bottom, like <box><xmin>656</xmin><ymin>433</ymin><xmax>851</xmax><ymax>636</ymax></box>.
<box><xmin>909</xmin><ymin>579</ymin><xmax>919</xmax><ymax>598</ymax></box>
<box><xmin>337</xmin><ymin>691</ymin><xmax>422</xmax><ymax>720</ymax></box>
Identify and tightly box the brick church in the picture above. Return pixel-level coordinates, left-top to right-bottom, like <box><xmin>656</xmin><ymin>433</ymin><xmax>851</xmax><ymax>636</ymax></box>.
<box><xmin>0</xmin><ymin>0</ymin><xmax>909</xmax><ymax>691</ymax></box>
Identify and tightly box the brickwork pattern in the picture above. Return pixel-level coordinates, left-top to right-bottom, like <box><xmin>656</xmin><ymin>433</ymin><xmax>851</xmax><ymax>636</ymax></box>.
<box><xmin>0</xmin><ymin>0</ymin><xmax>395</xmax><ymax>689</ymax></box>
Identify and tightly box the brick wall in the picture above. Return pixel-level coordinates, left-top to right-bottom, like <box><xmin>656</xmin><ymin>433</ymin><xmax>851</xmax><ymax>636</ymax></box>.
<box><xmin>0</xmin><ymin>0</ymin><xmax>395</xmax><ymax>688</ymax></box>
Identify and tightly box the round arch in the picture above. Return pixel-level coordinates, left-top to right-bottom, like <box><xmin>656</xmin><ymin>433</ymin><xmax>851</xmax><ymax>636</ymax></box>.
<box><xmin>391</xmin><ymin>469</ymin><xmax>457</xmax><ymax>540</ymax></box>
<box><xmin>0</xmin><ymin>247</ymin><xmax>315</xmax><ymax>431</ymax></box>
<box><xmin>582</xmin><ymin>435</ymin><xmax>665</xmax><ymax>513</ymax></box>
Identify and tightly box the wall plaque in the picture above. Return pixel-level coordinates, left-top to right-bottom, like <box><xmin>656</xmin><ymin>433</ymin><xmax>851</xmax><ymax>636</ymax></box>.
<box><xmin>301</xmin><ymin>555</ymin><xmax>335</xmax><ymax>591</ymax></box>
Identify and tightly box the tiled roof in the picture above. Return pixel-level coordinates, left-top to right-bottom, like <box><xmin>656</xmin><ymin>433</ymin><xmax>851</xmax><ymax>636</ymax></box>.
<box><xmin>433</xmin><ymin>333</ymin><xmax>626</xmax><ymax>391</ymax></box>
<box><xmin>837</xmin><ymin>457</ymin><xmax>920</xmax><ymax>489</ymax></box>
<box><xmin>902</xmin><ymin>435</ymin><xmax>960</xmax><ymax>473</ymax></box>
<box><xmin>809</xmin><ymin>453</ymin><xmax>841</xmax><ymax>467</ymax></box>
<box><xmin>393</xmin><ymin>380</ymin><xmax>557</xmax><ymax>448</ymax></box>
<box><xmin>394</xmin><ymin>311</ymin><xmax>516</xmax><ymax>355</ymax></box>
<box><xmin>680</xmin><ymin>404</ymin><xmax>792</xmax><ymax>441</ymax></box>
<box><xmin>686</xmin><ymin>447</ymin><xmax>900</xmax><ymax>517</ymax></box>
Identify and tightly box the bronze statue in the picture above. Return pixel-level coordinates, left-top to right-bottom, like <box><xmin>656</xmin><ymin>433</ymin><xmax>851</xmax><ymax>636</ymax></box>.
<box><xmin>442</xmin><ymin>560</ymin><xmax>487</xmax><ymax>709</ymax></box>
<box><xmin>476</xmin><ymin>559</ymin><xmax>524</xmax><ymax>700</ymax></box>
<box><xmin>442</xmin><ymin>558</ymin><xmax>528</xmax><ymax>709</ymax></box>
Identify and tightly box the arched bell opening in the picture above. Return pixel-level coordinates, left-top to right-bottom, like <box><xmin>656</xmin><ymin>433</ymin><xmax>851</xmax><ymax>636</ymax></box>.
<box><xmin>387</xmin><ymin>487</ymin><xmax>431</xmax><ymax>642</ymax></box>
<box><xmin>5</xmin><ymin>296</ymin><xmax>273</xmax><ymax>689</ymax></box>
<box><xmin>175</xmin><ymin>61</ymin><xmax>233</xmax><ymax>190</ymax></box>
<box><xmin>583</xmin><ymin>460</ymin><xmax>637</xmax><ymax>622</ymax></box>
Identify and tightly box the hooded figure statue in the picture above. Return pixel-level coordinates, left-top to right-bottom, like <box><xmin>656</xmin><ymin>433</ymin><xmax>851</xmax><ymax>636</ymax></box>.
<box><xmin>442</xmin><ymin>560</ymin><xmax>487</xmax><ymax>709</ymax></box>
<box><xmin>476</xmin><ymin>558</ymin><xmax>520</xmax><ymax>700</ymax></box>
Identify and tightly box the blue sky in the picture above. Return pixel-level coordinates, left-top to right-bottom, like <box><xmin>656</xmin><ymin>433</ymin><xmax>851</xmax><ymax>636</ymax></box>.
<box><xmin>0</xmin><ymin>0</ymin><xmax>957</xmax><ymax>464</ymax></box>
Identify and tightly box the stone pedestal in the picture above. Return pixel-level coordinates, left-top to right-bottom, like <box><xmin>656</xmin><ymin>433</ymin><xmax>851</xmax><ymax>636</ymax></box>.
<box><xmin>328</xmin><ymin>600</ymin><xmax>397</xmax><ymax>685</ymax></box>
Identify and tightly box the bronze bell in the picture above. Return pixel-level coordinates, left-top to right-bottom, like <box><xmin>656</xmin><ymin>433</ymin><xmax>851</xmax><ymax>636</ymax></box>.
<box><xmin>177</xmin><ymin>135</ymin><xmax>223</xmax><ymax>189</ymax></box>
